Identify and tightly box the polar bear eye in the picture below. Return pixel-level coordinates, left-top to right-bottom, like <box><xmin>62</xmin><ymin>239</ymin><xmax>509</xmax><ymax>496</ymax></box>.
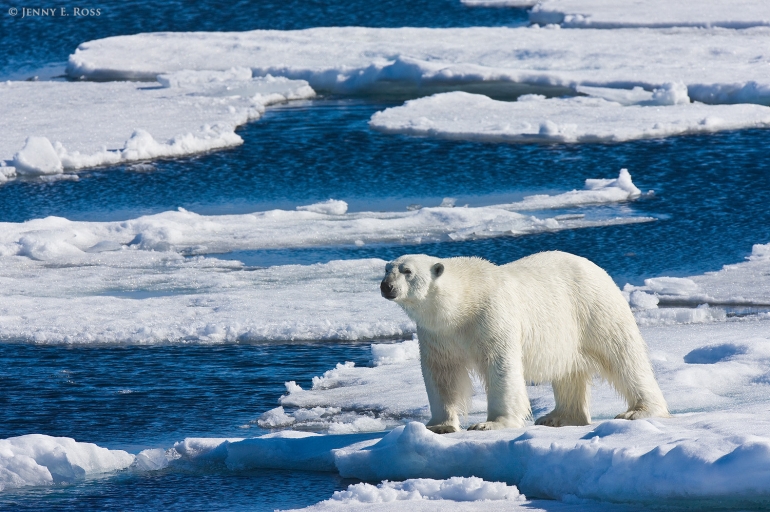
<box><xmin>401</xmin><ymin>268</ymin><xmax>412</xmax><ymax>275</ymax></box>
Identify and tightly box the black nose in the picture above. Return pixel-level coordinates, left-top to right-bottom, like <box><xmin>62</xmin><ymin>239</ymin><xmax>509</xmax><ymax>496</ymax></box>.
<box><xmin>380</xmin><ymin>279</ymin><xmax>397</xmax><ymax>300</ymax></box>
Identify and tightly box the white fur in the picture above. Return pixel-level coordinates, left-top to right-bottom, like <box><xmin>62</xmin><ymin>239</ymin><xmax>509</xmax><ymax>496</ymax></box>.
<box><xmin>381</xmin><ymin>252</ymin><xmax>669</xmax><ymax>433</ymax></box>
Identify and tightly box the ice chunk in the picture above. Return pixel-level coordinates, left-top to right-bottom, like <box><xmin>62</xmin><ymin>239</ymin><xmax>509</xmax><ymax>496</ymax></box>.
<box><xmin>12</xmin><ymin>136</ymin><xmax>63</xmax><ymax>175</ymax></box>
<box><xmin>131</xmin><ymin>448</ymin><xmax>169</xmax><ymax>471</ymax></box>
<box><xmin>258</xmin><ymin>406</ymin><xmax>296</xmax><ymax>428</ymax></box>
<box><xmin>0</xmin><ymin>166</ymin><xmax>16</xmax><ymax>183</ymax></box>
<box><xmin>642</xmin><ymin>277</ymin><xmax>700</xmax><ymax>296</ymax></box>
<box><xmin>577</xmin><ymin>82</ymin><xmax>690</xmax><ymax>106</ymax></box>
<box><xmin>371</xmin><ymin>337</ymin><xmax>420</xmax><ymax>366</ymax></box>
<box><xmin>625</xmin><ymin>242</ymin><xmax>770</xmax><ymax>310</ymax></box>
<box><xmin>296</xmin><ymin>199</ymin><xmax>349</xmax><ymax>215</ymax></box>
<box><xmin>0</xmin><ymin>434</ymin><xmax>134</xmax><ymax>491</ymax></box>
<box><xmin>629</xmin><ymin>290</ymin><xmax>659</xmax><ymax>310</ymax></box>
<box><xmin>529</xmin><ymin>0</ymin><xmax>770</xmax><ymax>29</ymax></box>
<box><xmin>328</xmin><ymin>476</ymin><xmax>525</xmax><ymax>503</ymax></box>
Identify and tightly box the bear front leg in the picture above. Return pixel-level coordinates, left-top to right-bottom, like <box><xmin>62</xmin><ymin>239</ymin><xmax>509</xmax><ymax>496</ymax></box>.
<box><xmin>535</xmin><ymin>373</ymin><xmax>591</xmax><ymax>427</ymax></box>
<box><xmin>469</xmin><ymin>347</ymin><xmax>529</xmax><ymax>431</ymax></box>
<box><xmin>419</xmin><ymin>333</ymin><xmax>472</xmax><ymax>434</ymax></box>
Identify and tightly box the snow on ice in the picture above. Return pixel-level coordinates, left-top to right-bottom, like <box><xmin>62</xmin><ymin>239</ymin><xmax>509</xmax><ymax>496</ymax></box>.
<box><xmin>0</xmin><ymin>174</ymin><xmax>650</xmax><ymax>344</ymax></box>
<box><xmin>65</xmin><ymin>27</ymin><xmax>770</xmax><ymax>105</ymax></box>
<box><xmin>528</xmin><ymin>0</ymin><xmax>770</xmax><ymax>29</ymax></box>
<box><xmin>6</xmin><ymin>310</ymin><xmax>770</xmax><ymax>503</ymax></box>
<box><xmin>0</xmin><ymin>435</ymin><xmax>133</xmax><ymax>492</ymax></box>
<box><xmin>0</xmin><ymin>207</ymin><xmax>767</xmax><ymax>345</ymax></box>
<box><xmin>154</xmin><ymin>317</ymin><xmax>770</xmax><ymax>508</ymax></box>
<box><xmin>625</xmin><ymin>243</ymin><xmax>770</xmax><ymax>326</ymax></box>
<box><xmin>369</xmin><ymin>90</ymin><xmax>770</xmax><ymax>144</ymax></box>
<box><xmin>0</xmin><ymin>70</ymin><xmax>314</xmax><ymax>176</ymax></box>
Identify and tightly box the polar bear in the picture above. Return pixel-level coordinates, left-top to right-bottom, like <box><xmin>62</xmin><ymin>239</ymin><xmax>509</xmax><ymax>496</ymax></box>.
<box><xmin>380</xmin><ymin>251</ymin><xmax>668</xmax><ymax>433</ymax></box>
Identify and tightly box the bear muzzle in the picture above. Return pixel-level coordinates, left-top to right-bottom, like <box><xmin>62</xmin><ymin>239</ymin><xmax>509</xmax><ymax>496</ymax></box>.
<box><xmin>380</xmin><ymin>279</ymin><xmax>398</xmax><ymax>300</ymax></box>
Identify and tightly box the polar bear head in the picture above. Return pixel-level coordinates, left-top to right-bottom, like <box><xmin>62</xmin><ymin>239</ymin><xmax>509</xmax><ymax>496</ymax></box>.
<box><xmin>380</xmin><ymin>254</ymin><xmax>445</xmax><ymax>305</ymax></box>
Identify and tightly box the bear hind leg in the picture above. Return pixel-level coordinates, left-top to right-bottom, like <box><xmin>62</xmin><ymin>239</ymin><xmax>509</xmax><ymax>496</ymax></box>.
<box><xmin>600</xmin><ymin>339</ymin><xmax>669</xmax><ymax>420</ymax></box>
<box><xmin>535</xmin><ymin>372</ymin><xmax>591</xmax><ymax>427</ymax></box>
<box><xmin>610</xmin><ymin>366</ymin><xmax>669</xmax><ymax>421</ymax></box>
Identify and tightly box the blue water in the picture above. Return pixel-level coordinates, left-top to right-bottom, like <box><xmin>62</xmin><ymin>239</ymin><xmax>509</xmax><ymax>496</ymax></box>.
<box><xmin>3</xmin><ymin>1</ymin><xmax>770</xmax><ymax>510</ymax></box>
<box><xmin>0</xmin><ymin>343</ymin><xmax>372</xmax><ymax>511</ymax></box>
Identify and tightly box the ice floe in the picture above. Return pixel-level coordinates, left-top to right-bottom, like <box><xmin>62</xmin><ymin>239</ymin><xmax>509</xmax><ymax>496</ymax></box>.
<box><xmin>66</xmin><ymin>27</ymin><xmax>770</xmax><ymax>105</ymax></box>
<box><xmin>0</xmin><ymin>171</ymin><xmax>648</xmax><ymax>258</ymax></box>
<box><xmin>0</xmin><ymin>434</ymin><xmax>133</xmax><ymax>492</ymax></box>
<box><xmin>369</xmin><ymin>91</ymin><xmax>770</xmax><ymax>143</ymax></box>
<box><xmin>0</xmin><ymin>205</ymin><xmax>770</xmax><ymax>344</ymax></box>
<box><xmin>158</xmin><ymin>317</ymin><xmax>770</xmax><ymax>507</ymax></box>
<box><xmin>624</xmin><ymin>243</ymin><xmax>770</xmax><ymax>326</ymax></box>
<box><xmin>0</xmin><ymin>174</ymin><xmax>652</xmax><ymax>343</ymax></box>
<box><xmin>529</xmin><ymin>0</ymin><xmax>770</xmax><ymax>29</ymax></box>
<box><xmin>0</xmin><ymin>70</ymin><xmax>314</xmax><ymax>177</ymax></box>
<box><xmin>6</xmin><ymin>280</ymin><xmax>770</xmax><ymax>503</ymax></box>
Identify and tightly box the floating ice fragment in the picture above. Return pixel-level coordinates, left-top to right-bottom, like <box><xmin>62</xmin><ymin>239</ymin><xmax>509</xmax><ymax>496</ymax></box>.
<box><xmin>258</xmin><ymin>406</ymin><xmax>296</xmax><ymax>428</ymax></box>
<box><xmin>371</xmin><ymin>338</ymin><xmax>420</xmax><ymax>366</ymax></box>
<box><xmin>285</xmin><ymin>381</ymin><xmax>303</xmax><ymax>394</ymax></box>
<box><xmin>297</xmin><ymin>199</ymin><xmax>349</xmax><ymax>215</ymax></box>
<box><xmin>131</xmin><ymin>448</ymin><xmax>169</xmax><ymax>471</ymax></box>
<box><xmin>629</xmin><ymin>290</ymin><xmax>659</xmax><ymax>310</ymax></box>
<box><xmin>0</xmin><ymin>166</ymin><xmax>17</xmax><ymax>183</ymax></box>
<box><xmin>328</xmin><ymin>417</ymin><xmax>387</xmax><ymax>434</ymax></box>
<box><xmin>643</xmin><ymin>277</ymin><xmax>700</xmax><ymax>296</ymax></box>
<box><xmin>577</xmin><ymin>82</ymin><xmax>690</xmax><ymax>106</ymax></box>
<box><xmin>329</xmin><ymin>476</ymin><xmax>525</xmax><ymax>503</ymax></box>
<box><xmin>0</xmin><ymin>434</ymin><xmax>134</xmax><ymax>491</ymax></box>
<box><xmin>12</xmin><ymin>136</ymin><xmax>63</xmax><ymax>175</ymax></box>
<box><xmin>584</xmin><ymin>168</ymin><xmax>641</xmax><ymax>198</ymax></box>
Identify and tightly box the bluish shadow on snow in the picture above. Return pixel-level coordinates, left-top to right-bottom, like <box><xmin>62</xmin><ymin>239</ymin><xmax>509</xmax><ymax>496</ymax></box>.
<box><xmin>683</xmin><ymin>344</ymin><xmax>748</xmax><ymax>365</ymax></box>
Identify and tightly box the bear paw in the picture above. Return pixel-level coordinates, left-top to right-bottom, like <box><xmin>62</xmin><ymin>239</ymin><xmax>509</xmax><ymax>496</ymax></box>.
<box><xmin>426</xmin><ymin>424</ymin><xmax>458</xmax><ymax>434</ymax></box>
<box><xmin>615</xmin><ymin>409</ymin><xmax>652</xmax><ymax>420</ymax></box>
<box><xmin>467</xmin><ymin>421</ymin><xmax>505</xmax><ymax>431</ymax></box>
<box><xmin>535</xmin><ymin>412</ymin><xmax>589</xmax><ymax>427</ymax></box>
<box><xmin>535</xmin><ymin>414</ymin><xmax>566</xmax><ymax>427</ymax></box>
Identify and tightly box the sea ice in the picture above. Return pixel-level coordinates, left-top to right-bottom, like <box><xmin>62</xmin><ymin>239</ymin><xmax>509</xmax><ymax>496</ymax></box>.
<box><xmin>0</xmin><ymin>434</ymin><xmax>134</xmax><ymax>491</ymax></box>
<box><xmin>12</xmin><ymin>136</ymin><xmax>63</xmax><ymax>176</ymax></box>
<box><xmin>0</xmin><ymin>71</ymin><xmax>314</xmax><ymax>176</ymax></box>
<box><xmin>315</xmin><ymin>476</ymin><xmax>525</xmax><ymax>504</ymax></box>
<box><xmin>369</xmin><ymin>91</ymin><xmax>770</xmax><ymax>144</ymax></box>
<box><xmin>1</xmin><ymin>213</ymin><xmax>767</xmax><ymax>345</ymax></box>
<box><xmin>528</xmin><ymin>0</ymin><xmax>770</xmax><ymax>29</ymax></box>
<box><xmin>0</xmin><ymin>176</ymin><xmax>649</xmax><ymax>259</ymax></box>
<box><xmin>624</xmin><ymin>243</ymin><xmax>770</xmax><ymax>318</ymax></box>
<box><xmin>0</xmin><ymin>176</ymin><xmax>651</xmax><ymax>343</ymax></box>
<box><xmin>66</xmin><ymin>27</ymin><xmax>770</xmax><ymax>104</ymax></box>
<box><xmin>461</xmin><ymin>0</ymin><xmax>536</xmax><ymax>7</ymax></box>
<box><xmin>168</xmin><ymin>318</ymin><xmax>770</xmax><ymax>507</ymax></box>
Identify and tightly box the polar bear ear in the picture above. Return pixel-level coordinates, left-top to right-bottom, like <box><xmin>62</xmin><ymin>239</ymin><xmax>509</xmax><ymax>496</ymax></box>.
<box><xmin>431</xmin><ymin>262</ymin><xmax>444</xmax><ymax>278</ymax></box>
